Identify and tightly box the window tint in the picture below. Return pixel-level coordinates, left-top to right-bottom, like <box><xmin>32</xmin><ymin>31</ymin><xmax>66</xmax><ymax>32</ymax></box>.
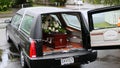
<box><xmin>20</xmin><ymin>15</ymin><xmax>34</xmax><ymax>35</ymax></box>
<box><xmin>11</xmin><ymin>14</ymin><xmax>22</xmax><ymax>28</ymax></box>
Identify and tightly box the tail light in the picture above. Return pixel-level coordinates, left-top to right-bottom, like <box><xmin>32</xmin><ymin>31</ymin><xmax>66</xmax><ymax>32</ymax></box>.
<box><xmin>29</xmin><ymin>40</ymin><xmax>36</xmax><ymax>58</ymax></box>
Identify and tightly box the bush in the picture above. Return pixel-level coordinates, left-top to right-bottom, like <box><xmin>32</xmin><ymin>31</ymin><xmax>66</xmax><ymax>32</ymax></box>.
<box><xmin>15</xmin><ymin>0</ymin><xmax>26</xmax><ymax>4</ymax></box>
<box><xmin>88</xmin><ymin>0</ymin><xmax>120</xmax><ymax>6</ymax></box>
<box><xmin>0</xmin><ymin>0</ymin><xmax>14</xmax><ymax>11</ymax></box>
<box><xmin>14</xmin><ymin>0</ymin><xmax>33</xmax><ymax>8</ymax></box>
<box><xmin>59</xmin><ymin>0</ymin><xmax>67</xmax><ymax>6</ymax></box>
<box><xmin>50</xmin><ymin>0</ymin><xmax>67</xmax><ymax>6</ymax></box>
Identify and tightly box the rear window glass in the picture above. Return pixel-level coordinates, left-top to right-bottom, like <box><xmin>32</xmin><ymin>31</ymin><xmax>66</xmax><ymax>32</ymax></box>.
<box><xmin>41</xmin><ymin>13</ymin><xmax>81</xmax><ymax>32</ymax></box>
<box><xmin>62</xmin><ymin>14</ymin><xmax>81</xmax><ymax>30</ymax></box>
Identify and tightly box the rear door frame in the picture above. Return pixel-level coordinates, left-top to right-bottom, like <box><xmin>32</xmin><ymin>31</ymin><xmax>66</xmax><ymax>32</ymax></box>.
<box><xmin>88</xmin><ymin>6</ymin><xmax>120</xmax><ymax>49</ymax></box>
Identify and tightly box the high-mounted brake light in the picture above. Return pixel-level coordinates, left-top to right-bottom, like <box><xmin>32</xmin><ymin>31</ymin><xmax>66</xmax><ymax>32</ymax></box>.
<box><xmin>29</xmin><ymin>40</ymin><xmax>36</xmax><ymax>58</ymax></box>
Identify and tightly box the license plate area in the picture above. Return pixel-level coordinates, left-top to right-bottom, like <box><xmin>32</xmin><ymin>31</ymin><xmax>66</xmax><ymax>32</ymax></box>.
<box><xmin>61</xmin><ymin>57</ymin><xmax>74</xmax><ymax>65</ymax></box>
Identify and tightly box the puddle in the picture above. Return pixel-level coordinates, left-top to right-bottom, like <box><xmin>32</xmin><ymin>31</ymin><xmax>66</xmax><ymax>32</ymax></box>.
<box><xmin>0</xmin><ymin>49</ymin><xmax>9</xmax><ymax>68</ymax></box>
<box><xmin>97</xmin><ymin>55</ymin><xmax>120</xmax><ymax>64</ymax></box>
<box><xmin>0</xmin><ymin>43</ymin><xmax>20</xmax><ymax>68</ymax></box>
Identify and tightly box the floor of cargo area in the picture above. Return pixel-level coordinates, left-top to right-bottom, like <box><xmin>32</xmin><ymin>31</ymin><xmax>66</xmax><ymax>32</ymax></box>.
<box><xmin>43</xmin><ymin>42</ymin><xmax>83</xmax><ymax>55</ymax></box>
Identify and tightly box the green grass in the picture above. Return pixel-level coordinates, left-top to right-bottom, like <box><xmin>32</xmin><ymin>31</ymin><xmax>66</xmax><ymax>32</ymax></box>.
<box><xmin>0</xmin><ymin>11</ymin><xmax>12</xmax><ymax>14</ymax></box>
<box><xmin>94</xmin><ymin>22</ymin><xmax>116</xmax><ymax>28</ymax></box>
<box><xmin>0</xmin><ymin>9</ymin><xmax>12</xmax><ymax>14</ymax></box>
<box><xmin>0</xmin><ymin>8</ymin><xmax>14</xmax><ymax>18</ymax></box>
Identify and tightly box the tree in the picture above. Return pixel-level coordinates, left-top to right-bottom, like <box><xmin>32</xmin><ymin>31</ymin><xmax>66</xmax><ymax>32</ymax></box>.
<box><xmin>60</xmin><ymin>0</ymin><xmax>67</xmax><ymax>6</ymax></box>
<box><xmin>50</xmin><ymin>0</ymin><xmax>67</xmax><ymax>6</ymax></box>
<box><xmin>14</xmin><ymin>0</ymin><xmax>33</xmax><ymax>7</ymax></box>
<box><xmin>87</xmin><ymin>0</ymin><xmax>120</xmax><ymax>6</ymax></box>
<box><xmin>0</xmin><ymin>0</ymin><xmax>14</xmax><ymax>11</ymax></box>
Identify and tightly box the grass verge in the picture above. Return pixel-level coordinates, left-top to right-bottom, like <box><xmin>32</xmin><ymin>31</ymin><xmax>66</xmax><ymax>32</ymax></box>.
<box><xmin>0</xmin><ymin>10</ymin><xmax>12</xmax><ymax>14</ymax></box>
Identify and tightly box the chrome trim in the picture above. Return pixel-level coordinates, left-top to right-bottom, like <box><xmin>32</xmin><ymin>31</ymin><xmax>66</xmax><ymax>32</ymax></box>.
<box><xmin>23</xmin><ymin>50</ymin><xmax>91</xmax><ymax>60</ymax></box>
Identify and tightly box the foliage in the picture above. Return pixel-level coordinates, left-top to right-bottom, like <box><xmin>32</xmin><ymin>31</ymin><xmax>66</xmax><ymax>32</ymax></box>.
<box><xmin>15</xmin><ymin>0</ymin><xmax>26</xmax><ymax>4</ymax></box>
<box><xmin>43</xmin><ymin>20</ymin><xmax>66</xmax><ymax>34</ymax></box>
<box><xmin>50</xmin><ymin>0</ymin><xmax>56</xmax><ymax>3</ymax></box>
<box><xmin>27</xmin><ymin>0</ymin><xmax>33</xmax><ymax>6</ymax></box>
<box><xmin>0</xmin><ymin>49</ymin><xmax>2</xmax><ymax>61</ymax></box>
<box><xmin>88</xmin><ymin>0</ymin><xmax>101</xmax><ymax>4</ymax></box>
<box><xmin>50</xmin><ymin>0</ymin><xmax>67</xmax><ymax>6</ymax></box>
<box><xmin>42</xmin><ymin>15</ymin><xmax>66</xmax><ymax>34</ymax></box>
<box><xmin>0</xmin><ymin>0</ymin><xmax>14</xmax><ymax>11</ymax></box>
<box><xmin>14</xmin><ymin>0</ymin><xmax>33</xmax><ymax>7</ymax></box>
<box><xmin>102</xmin><ymin>0</ymin><xmax>120</xmax><ymax>6</ymax></box>
<box><xmin>87</xmin><ymin>0</ymin><xmax>120</xmax><ymax>6</ymax></box>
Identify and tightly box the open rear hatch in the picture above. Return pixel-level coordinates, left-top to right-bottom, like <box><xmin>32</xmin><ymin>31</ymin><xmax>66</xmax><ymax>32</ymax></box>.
<box><xmin>88</xmin><ymin>6</ymin><xmax>120</xmax><ymax>49</ymax></box>
<box><xmin>41</xmin><ymin>12</ymin><xmax>86</xmax><ymax>55</ymax></box>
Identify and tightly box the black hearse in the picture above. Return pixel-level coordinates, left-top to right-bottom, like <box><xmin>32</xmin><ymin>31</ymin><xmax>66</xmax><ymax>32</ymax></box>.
<box><xmin>6</xmin><ymin>6</ymin><xmax>120</xmax><ymax>68</ymax></box>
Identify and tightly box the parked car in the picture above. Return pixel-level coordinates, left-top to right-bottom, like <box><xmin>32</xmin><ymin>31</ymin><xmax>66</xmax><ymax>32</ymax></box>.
<box><xmin>5</xmin><ymin>6</ymin><xmax>97</xmax><ymax>68</ymax></box>
<box><xmin>75</xmin><ymin>0</ymin><xmax>83</xmax><ymax>5</ymax></box>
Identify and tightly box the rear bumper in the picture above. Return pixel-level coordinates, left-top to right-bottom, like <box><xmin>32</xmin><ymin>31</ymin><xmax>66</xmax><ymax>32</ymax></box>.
<box><xmin>26</xmin><ymin>50</ymin><xmax>97</xmax><ymax>68</ymax></box>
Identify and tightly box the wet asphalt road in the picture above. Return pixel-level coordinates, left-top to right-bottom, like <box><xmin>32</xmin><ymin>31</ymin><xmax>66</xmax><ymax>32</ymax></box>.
<box><xmin>1</xmin><ymin>19</ymin><xmax>120</xmax><ymax>68</ymax></box>
<box><xmin>0</xmin><ymin>28</ymin><xmax>22</xmax><ymax>68</ymax></box>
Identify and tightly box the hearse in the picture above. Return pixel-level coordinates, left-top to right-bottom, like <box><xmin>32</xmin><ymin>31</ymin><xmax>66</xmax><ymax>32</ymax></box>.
<box><xmin>6</xmin><ymin>6</ymin><xmax>120</xmax><ymax>68</ymax></box>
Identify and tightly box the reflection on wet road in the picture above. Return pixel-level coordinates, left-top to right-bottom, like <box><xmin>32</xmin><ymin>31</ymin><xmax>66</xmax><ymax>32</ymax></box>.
<box><xmin>0</xmin><ymin>29</ymin><xmax>21</xmax><ymax>68</ymax></box>
<box><xmin>0</xmin><ymin>49</ymin><xmax>9</xmax><ymax>68</ymax></box>
<box><xmin>82</xmin><ymin>50</ymin><xmax>120</xmax><ymax>68</ymax></box>
<box><xmin>98</xmin><ymin>55</ymin><xmax>120</xmax><ymax>64</ymax></box>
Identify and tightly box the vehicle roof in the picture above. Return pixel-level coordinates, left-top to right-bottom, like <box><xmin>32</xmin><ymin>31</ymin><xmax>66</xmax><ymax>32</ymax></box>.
<box><xmin>17</xmin><ymin>6</ymin><xmax>77</xmax><ymax>15</ymax></box>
